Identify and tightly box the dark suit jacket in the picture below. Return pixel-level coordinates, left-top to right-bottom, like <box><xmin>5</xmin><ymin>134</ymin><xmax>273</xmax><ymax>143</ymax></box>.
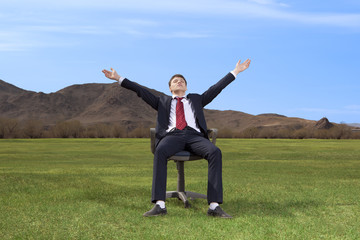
<box><xmin>121</xmin><ymin>72</ymin><xmax>235</xmax><ymax>146</ymax></box>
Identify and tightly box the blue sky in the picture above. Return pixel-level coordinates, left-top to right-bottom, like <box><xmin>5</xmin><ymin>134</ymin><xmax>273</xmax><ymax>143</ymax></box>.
<box><xmin>1</xmin><ymin>0</ymin><xmax>359</xmax><ymax>124</ymax></box>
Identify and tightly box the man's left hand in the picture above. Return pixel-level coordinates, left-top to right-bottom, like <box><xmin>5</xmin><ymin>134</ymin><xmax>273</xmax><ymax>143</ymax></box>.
<box><xmin>233</xmin><ymin>59</ymin><xmax>251</xmax><ymax>75</ymax></box>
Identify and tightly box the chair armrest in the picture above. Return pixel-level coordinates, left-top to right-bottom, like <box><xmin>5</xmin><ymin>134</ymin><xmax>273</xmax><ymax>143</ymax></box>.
<box><xmin>150</xmin><ymin>128</ymin><xmax>156</xmax><ymax>154</ymax></box>
<box><xmin>207</xmin><ymin>128</ymin><xmax>218</xmax><ymax>145</ymax></box>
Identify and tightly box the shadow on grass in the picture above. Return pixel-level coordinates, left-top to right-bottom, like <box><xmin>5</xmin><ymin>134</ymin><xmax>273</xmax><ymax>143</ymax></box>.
<box><xmin>3</xmin><ymin>172</ymin><xmax>322</xmax><ymax>218</ymax></box>
<box><xmin>58</xmin><ymin>175</ymin><xmax>322</xmax><ymax>218</ymax></box>
<box><xmin>226</xmin><ymin>198</ymin><xmax>322</xmax><ymax>217</ymax></box>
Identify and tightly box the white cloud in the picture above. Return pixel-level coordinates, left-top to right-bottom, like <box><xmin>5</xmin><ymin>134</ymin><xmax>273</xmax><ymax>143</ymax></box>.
<box><xmin>27</xmin><ymin>25</ymin><xmax>110</xmax><ymax>35</ymax></box>
<box><xmin>11</xmin><ymin>0</ymin><xmax>358</xmax><ymax>27</ymax></box>
<box><xmin>0</xmin><ymin>43</ymin><xmax>25</xmax><ymax>52</ymax></box>
<box><xmin>345</xmin><ymin>105</ymin><xmax>360</xmax><ymax>110</ymax></box>
<box><xmin>0</xmin><ymin>27</ymin><xmax>82</xmax><ymax>52</ymax></box>
<box><xmin>1</xmin><ymin>0</ymin><xmax>359</xmax><ymax>52</ymax></box>
<box><xmin>0</xmin><ymin>32</ymin><xmax>29</xmax><ymax>51</ymax></box>
<box><xmin>120</xmin><ymin>19</ymin><xmax>159</xmax><ymax>27</ymax></box>
<box><xmin>247</xmin><ymin>0</ymin><xmax>289</xmax><ymax>7</ymax></box>
<box><xmin>297</xmin><ymin>107</ymin><xmax>360</xmax><ymax>115</ymax></box>
<box><xmin>157</xmin><ymin>31</ymin><xmax>211</xmax><ymax>39</ymax></box>
<box><xmin>280</xmin><ymin>12</ymin><xmax>360</xmax><ymax>28</ymax></box>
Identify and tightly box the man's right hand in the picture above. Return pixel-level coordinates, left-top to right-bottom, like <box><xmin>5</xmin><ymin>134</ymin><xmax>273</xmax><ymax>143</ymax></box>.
<box><xmin>102</xmin><ymin>68</ymin><xmax>121</xmax><ymax>81</ymax></box>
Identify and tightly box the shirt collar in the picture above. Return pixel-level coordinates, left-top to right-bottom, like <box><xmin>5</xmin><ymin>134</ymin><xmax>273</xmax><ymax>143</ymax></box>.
<box><xmin>172</xmin><ymin>95</ymin><xmax>187</xmax><ymax>100</ymax></box>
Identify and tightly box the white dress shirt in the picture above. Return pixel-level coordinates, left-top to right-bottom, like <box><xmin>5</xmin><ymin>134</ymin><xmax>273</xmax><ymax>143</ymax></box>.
<box><xmin>167</xmin><ymin>96</ymin><xmax>201</xmax><ymax>132</ymax></box>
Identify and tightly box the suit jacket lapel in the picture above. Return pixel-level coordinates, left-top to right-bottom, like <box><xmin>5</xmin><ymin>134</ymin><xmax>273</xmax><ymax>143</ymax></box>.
<box><xmin>187</xmin><ymin>94</ymin><xmax>198</xmax><ymax>116</ymax></box>
<box><xmin>165</xmin><ymin>96</ymin><xmax>172</xmax><ymax>120</ymax></box>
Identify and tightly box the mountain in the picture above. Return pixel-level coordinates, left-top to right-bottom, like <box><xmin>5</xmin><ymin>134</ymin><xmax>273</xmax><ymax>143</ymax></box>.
<box><xmin>347</xmin><ymin>123</ymin><xmax>360</xmax><ymax>128</ymax></box>
<box><xmin>0</xmin><ymin>79</ymin><xmax>159</xmax><ymax>129</ymax></box>
<box><xmin>0</xmin><ymin>79</ymin><xmax>321</xmax><ymax>133</ymax></box>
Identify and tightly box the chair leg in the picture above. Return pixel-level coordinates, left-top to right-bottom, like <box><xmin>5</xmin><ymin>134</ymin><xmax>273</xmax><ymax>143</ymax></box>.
<box><xmin>166</xmin><ymin>191</ymin><xmax>191</xmax><ymax>208</ymax></box>
<box><xmin>185</xmin><ymin>191</ymin><xmax>207</xmax><ymax>200</ymax></box>
<box><xmin>176</xmin><ymin>161</ymin><xmax>185</xmax><ymax>192</ymax></box>
<box><xmin>165</xmin><ymin>160</ymin><xmax>207</xmax><ymax>208</ymax></box>
<box><xmin>176</xmin><ymin>161</ymin><xmax>190</xmax><ymax>207</ymax></box>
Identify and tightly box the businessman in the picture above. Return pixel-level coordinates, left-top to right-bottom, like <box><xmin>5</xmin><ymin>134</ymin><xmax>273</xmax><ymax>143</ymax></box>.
<box><xmin>102</xmin><ymin>59</ymin><xmax>251</xmax><ymax>218</ymax></box>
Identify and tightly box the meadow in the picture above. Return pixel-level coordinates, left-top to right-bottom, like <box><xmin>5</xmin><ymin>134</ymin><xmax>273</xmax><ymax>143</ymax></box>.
<box><xmin>0</xmin><ymin>138</ymin><xmax>359</xmax><ymax>239</ymax></box>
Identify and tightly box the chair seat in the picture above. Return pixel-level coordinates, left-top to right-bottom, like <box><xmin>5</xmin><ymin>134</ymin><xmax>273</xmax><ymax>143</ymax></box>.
<box><xmin>170</xmin><ymin>151</ymin><xmax>202</xmax><ymax>161</ymax></box>
<box><xmin>174</xmin><ymin>151</ymin><xmax>192</xmax><ymax>157</ymax></box>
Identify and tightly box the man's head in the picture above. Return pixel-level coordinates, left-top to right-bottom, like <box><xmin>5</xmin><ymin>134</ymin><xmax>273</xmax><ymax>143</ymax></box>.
<box><xmin>169</xmin><ymin>74</ymin><xmax>187</xmax><ymax>95</ymax></box>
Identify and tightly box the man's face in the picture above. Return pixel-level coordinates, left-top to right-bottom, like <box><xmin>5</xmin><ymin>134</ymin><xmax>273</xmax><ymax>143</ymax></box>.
<box><xmin>169</xmin><ymin>77</ymin><xmax>187</xmax><ymax>94</ymax></box>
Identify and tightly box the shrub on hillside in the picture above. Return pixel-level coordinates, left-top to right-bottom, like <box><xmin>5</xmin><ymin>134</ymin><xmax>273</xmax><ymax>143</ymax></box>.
<box><xmin>0</xmin><ymin>118</ymin><xmax>20</xmax><ymax>138</ymax></box>
<box><xmin>50</xmin><ymin>120</ymin><xmax>83</xmax><ymax>138</ymax></box>
<box><xmin>22</xmin><ymin>119</ymin><xmax>44</xmax><ymax>138</ymax></box>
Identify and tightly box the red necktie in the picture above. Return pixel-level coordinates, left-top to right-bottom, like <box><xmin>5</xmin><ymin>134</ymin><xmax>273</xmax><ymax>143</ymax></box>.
<box><xmin>176</xmin><ymin>97</ymin><xmax>187</xmax><ymax>130</ymax></box>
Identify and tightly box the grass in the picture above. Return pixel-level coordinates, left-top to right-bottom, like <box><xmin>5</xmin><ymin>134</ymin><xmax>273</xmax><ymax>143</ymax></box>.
<box><xmin>0</xmin><ymin>138</ymin><xmax>359</xmax><ymax>239</ymax></box>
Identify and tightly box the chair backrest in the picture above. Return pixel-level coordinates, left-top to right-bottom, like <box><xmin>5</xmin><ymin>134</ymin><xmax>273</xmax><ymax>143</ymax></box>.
<box><xmin>149</xmin><ymin>128</ymin><xmax>218</xmax><ymax>161</ymax></box>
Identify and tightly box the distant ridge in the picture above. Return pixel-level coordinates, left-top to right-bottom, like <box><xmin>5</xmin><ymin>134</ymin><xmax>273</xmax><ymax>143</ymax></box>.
<box><xmin>347</xmin><ymin>123</ymin><xmax>360</xmax><ymax>128</ymax></box>
<box><xmin>0</xmin><ymin>79</ymin><xmax>340</xmax><ymax>133</ymax></box>
<box><xmin>257</xmin><ymin>113</ymin><xmax>287</xmax><ymax>118</ymax></box>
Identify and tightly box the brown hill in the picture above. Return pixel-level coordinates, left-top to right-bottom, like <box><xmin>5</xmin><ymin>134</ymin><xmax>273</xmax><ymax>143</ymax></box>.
<box><xmin>0</xmin><ymin>79</ymin><xmax>317</xmax><ymax>133</ymax></box>
<box><xmin>314</xmin><ymin>117</ymin><xmax>334</xmax><ymax>129</ymax></box>
<box><xmin>0</xmin><ymin>79</ymin><xmax>159</xmax><ymax>129</ymax></box>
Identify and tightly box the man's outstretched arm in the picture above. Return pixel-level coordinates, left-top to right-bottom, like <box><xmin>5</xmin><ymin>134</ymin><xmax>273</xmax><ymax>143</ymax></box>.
<box><xmin>102</xmin><ymin>67</ymin><xmax>159</xmax><ymax>110</ymax></box>
<box><xmin>201</xmin><ymin>58</ymin><xmax>251</xmax><ymax>107</ymax></box>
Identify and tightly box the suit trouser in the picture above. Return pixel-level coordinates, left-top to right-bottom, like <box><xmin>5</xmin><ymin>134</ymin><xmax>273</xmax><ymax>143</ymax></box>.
<box><xmin>151</xmin><ymin>128</ymin><xmax>223</xmax><ymax>205</ymax></box>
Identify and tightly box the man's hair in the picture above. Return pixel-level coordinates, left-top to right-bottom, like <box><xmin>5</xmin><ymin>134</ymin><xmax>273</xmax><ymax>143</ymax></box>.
<box><xmin>168</xmin><ymin>74</ymin><xmax>187</xmax><ymax>87</ymax></box>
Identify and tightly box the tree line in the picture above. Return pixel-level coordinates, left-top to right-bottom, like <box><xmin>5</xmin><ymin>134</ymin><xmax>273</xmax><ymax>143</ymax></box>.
<box><xmin>0</xmin><ymin>118</ymin><xmax>149</xmax><ymax>139</ymax></box>
<box><xmin>1</xmin><ymin>117</ymin><xmax>359</xmax><ymax>139</ymax></box>
<box><xmin>217</xmin><ymin>124</ymin><xmax>360</xmax><ymax>139</ymax></box>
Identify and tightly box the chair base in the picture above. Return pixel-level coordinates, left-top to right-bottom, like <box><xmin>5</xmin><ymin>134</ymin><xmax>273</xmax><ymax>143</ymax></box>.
<box><xmin>166</xmin><ymin>191</ymin><xmax>207</xmax><ymax>208</ymax></box>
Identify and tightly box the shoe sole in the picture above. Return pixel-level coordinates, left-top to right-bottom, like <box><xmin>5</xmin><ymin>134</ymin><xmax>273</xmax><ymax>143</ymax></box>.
<box><xmin>143</xmin><ymin>212</ymin><xmax>167</xmax><ymax>217</ymax></box>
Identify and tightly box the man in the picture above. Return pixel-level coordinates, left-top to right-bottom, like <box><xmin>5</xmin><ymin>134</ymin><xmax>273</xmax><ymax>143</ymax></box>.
<box><xmin>102</xmin><ymin>59</ymin><xmax>251</xmax><ymax>218</ymax></box>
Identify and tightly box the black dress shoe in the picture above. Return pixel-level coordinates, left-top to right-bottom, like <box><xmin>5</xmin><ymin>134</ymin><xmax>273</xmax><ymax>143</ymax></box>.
<box><xmin>143</xmin><ymin>204</ymin><xmax>167</xmax><ymax>217</ymax></box>
<box><xmin>207</xmin><ymin>206</ymin><xmax>232</xmax><ymax>219</ymax></box>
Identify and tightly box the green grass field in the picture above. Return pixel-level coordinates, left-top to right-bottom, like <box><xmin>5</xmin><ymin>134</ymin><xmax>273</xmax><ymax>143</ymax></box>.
<box><xmin>1</xmin><ymin>138</ymin><xmax>359</xmax><ymax>239</ymax></box>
